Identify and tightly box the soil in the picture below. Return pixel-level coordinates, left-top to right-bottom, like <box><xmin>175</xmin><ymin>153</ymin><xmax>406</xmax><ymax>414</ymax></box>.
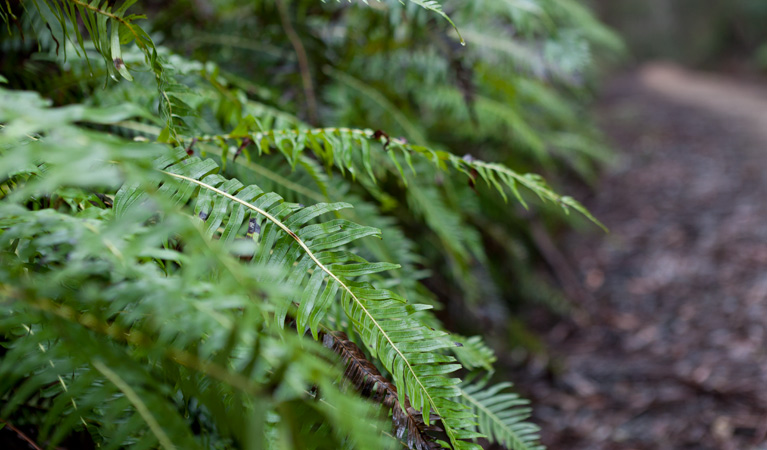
<box><xmin>514</xmin><ymin>63</ymin><xmax>767</xmax><ymax>450</ymax></box>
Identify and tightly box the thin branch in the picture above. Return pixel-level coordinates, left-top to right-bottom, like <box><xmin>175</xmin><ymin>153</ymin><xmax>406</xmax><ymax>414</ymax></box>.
<box><xmin>528</xmin><ymin>215</ymin><xmax>593</xmax><ymax>306</ymax></box>
<box><xmin>275</xmin><ymin>0</ymin><xmax>319</xmax><ymax>125</ymax></box>
<box><xmin>0</xmin><ymin>418</ymin><xmax>44</xmax><ymax>450</ymax></box>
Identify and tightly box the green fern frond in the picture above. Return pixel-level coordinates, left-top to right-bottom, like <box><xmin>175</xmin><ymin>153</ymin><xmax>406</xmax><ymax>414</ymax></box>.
<box><xmin>20</xmin><ymin>0</ymin><xmax>151</xmax><ymax>81</ymax></box>
<box><xmin>346</xmin><ymin>0</ymin><xmax>463</xmax><ymax>45</ymax></box>
<box><xmin>460</xmin><ymin>378</ymin><xmax>545</xmax><ymax>450</ymax></box>
<box><xmin>1</xmin><ymin>0</ymin><xmax>619</xmax><ymax>445</ymax></box>
<box><xmin>107</xmin><ymin>147</ymin><xmax>482</xmax><ymax>448</ymax></box>
<box><xmin>450</xmin><ymin>336</ymin><xmax>496</xmax><ymax>372</ymax></box>
<box><xmin>325</xmin><ymin>67</ymin><xmax>429</xmax><ymax>146</ymax></box>
<box><xmin>11</xmin><ymin>1</ymin><xmax>195</xmax><ymax>142</ymax></box>
<box><xmin>196</xmin><ymin>126</ymin><xmax>605</xmax><ymax>229</ymax></box>
<box><xmin>0</xmin><ymin>86</ymin><xmax>400</xmax><ymax>449</ymax></box>
<box><xmin>405</xmin><ymin>0</ymin><xmax>464</xmax><ymax>45</ymax></box>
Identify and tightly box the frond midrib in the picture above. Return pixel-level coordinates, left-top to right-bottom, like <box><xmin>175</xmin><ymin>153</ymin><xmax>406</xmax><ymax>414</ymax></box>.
<box><xmin>162</xmin><ymin>170</ymin><xmax>459</xmax><ymax>444</ymax></box>
<box><xmin>460</xmin><ymin>386</ymin><xmax>539</xmax><ymax>450</ymax></box>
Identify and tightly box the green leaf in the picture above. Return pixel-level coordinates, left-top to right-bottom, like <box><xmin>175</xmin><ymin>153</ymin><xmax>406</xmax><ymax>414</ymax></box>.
<box><xmin>151</xmin><ymin>152</ymin><xmax>481</xmax><ymax>449</ymax></box>
<box><xmin>408</xmin><ymin>0</ymin><xmax>464</xmax><ymax>45</ymax></box>
<box><xmin>110</xmin><ymin>21</ymin><xmax>133</xmax><ymax>81</ymax></box>
<box><xmin>460</xmin><ymin>377</ymin><xmax>545</xmax><ymax>450</ymax></box>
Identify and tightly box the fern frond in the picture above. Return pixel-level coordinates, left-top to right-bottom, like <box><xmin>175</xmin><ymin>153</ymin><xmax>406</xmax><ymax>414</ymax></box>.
<box><xmin>196</xmin><ymin>127</ymin><xmax>605</xmax><ymax>229</ymax></box>
<box><xmin>0</xmin><ymin>86</ymin><xmax>395</xmax><ymax>449</ymax></box>
<box><xmin>19</xmin><ymin>0</ymin><xmax>151</xmax><ymax>81</ymax></box>
<box><xmin>113</xmin><ymin>149</ymin><xmax>483</xmax><ymax>449</ymax></box>
<box><xmin>326</xmin><ymin>67</ymin><xmax>429</xmax><ymax>146</ymax></box>
<box><xmin>404</xmin><ymin>0</ymin><xmax>464</xmax><ymax>45</ymax></box>
<box><xmin>460</xmin><ymin>378</ymin><xmax>545</xmax><ymax>450</ymax></box>
<box><xmin>346</xmin><ymin>0</ymin><xmax>463</xmax><ymax>45</ymax></box>
<box><xmin>450</xmin><ymin>336</ymin><xmax>496</xmax><ymax>372</ymax></box>
<box><xmin>12</xmin><ymin>1</ymin><xmax>194</xmax><ymax>142</ymax></box>
<box><xmin>1</xmin><ymin>0</ymin><xmax>619</xmax><ymax>444</ymax></box>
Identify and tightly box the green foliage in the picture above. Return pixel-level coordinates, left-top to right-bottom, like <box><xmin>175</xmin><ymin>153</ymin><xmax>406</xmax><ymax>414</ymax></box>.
<box><xmin>460</xmin><ymin>378</ymin><xmax>544</xmax><ymax>450</ymax></box>
<box><xmin>0</xmin><ymin>88</ymin><xmax>389</xmax><ymax>449</ymax></box>
<box><xmin>1</xmin><ymin>1</ymin><xmax>618</xmax><ymax>449</ymax></box>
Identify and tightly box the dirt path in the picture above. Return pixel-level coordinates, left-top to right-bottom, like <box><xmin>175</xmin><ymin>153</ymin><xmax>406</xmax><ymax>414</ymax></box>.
<box><xmin>515</xmin><ymin>63</ymin><xmax>767</xmax><ymax>450</ymax></box>
<box><xmin>638</xmin><ymin>64</ymin><xmax>767</xmax><ymax>142</ymax></box>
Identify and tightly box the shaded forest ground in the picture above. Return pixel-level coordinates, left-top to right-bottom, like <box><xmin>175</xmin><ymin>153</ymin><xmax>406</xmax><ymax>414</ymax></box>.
<box><xmin>515</xmin><ymin>64</ymin><xmax>767</xmax><ymax>450</ymax></box>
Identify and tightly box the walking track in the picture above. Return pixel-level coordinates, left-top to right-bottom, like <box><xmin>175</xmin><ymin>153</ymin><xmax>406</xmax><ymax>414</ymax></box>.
<box><xmin>515</xmin><ymin>63</ymin><xmax>767</xmax><ymax>450</ymax></box>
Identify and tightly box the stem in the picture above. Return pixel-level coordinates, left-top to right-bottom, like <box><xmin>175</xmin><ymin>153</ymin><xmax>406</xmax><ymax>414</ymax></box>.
<box><xmin>0</xmin><ymin>418</ymin><xmax>43</xmax><ymax>450</ymax></box>
<box><xmin>275</xmin><ymin>0</ymin><xmax>319</xmax><ymax>125</ymax></box>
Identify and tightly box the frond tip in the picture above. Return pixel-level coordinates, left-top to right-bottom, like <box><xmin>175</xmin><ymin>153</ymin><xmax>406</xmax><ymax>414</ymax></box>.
<box><xmin>407</xmin><ymin>0</ymin><xmax>464</xmax><ymax>45</ymax></box>
<box><xmin>341</xmin><ymin>0</ymin><xmax>464</xmax><ymax>45</ymax></box>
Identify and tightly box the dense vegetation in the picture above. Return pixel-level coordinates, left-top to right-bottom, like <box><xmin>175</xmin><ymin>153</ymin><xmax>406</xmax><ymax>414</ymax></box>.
<box><xmin>0</xmin><ymin>1</ymin><xmax>619</xmax><ymax>449</ymax></box>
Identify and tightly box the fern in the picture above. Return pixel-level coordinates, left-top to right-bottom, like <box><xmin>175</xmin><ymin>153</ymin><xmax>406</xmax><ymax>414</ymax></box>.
<box><xmin>135</xmin><ymin>150</ymin><xmax>480</xmax><ymax>449</ymax></box>
<box><xmin>405</xmin><ymin>0</ymin><xmax>464</xmax><ymax>45</ymax></box>
<box><xmin>460</xmin><ymin>378</ymin><xmax>545</xmax><ymax>450</ymax></box>
<box><xmin>195</xmin><ymin>126</ymin><xmax>605</xmax><ymax>229</ymax></box>
<box><xmin>0</xmin><ymin>0</ymin><xmax>620</xmax><ymax>447</ymax></box>
<box><xmin>0</xmin><ymin>86</ymin><xmax>393</xmax><ymax>449</ymax></box>
<box><xmin>4</xmin><ymin>0</ymin><xmax>197</xmax><ymax>142</ymax></box>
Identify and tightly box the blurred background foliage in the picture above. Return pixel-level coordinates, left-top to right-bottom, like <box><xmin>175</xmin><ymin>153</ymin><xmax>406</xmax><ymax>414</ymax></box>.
<box><xmin>590</xmin><ymin>0</ymin><xmax>767</xmax><ymax>68</ymax></box>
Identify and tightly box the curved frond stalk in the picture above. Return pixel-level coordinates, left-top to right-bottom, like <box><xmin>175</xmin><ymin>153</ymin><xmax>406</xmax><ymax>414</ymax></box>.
<box><xmin>459</xmin><ymin>378</ymin><xmax>545</xmax><ymax>450</ymax></box>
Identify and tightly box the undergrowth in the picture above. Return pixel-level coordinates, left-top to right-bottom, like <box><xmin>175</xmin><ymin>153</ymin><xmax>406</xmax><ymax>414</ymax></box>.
<box><xmin>0</xmin><ymin>1</ymin><xmax>620</xmax><ymax>449</ymax></box>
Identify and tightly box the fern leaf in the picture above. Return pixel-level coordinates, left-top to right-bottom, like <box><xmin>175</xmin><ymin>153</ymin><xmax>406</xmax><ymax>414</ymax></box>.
<box><xmin>450</xmin><ymin>335</ymin><xmax>496</xmax><ymax>372</ymax></box>
<box><xmin>407</xmin><ymin>0</ymin><xmax>464</xmax><ymax>45</ymax></box>
<box><xmin>326</xmin><ymin>67</ymin><xmax>429</xmax><ymax>146</ymax></box>
<box><xmin>25</xmin><ymin>0</ymin><xmax>149</xmax><ymax>81</ymax></box>
<box><xmin>344</xmin><ymin>0</ymin><xmax>463</xmax><ymax>45</ymax></box>
<box><xmin>18</xmin><ymin>1</ymin><xmax>191</xmax><ymax>142</ymax></box>
<box><xmin>115</xmin><ymin>150</ymin><xmax>482</xmax><ymax>448</ymax></box>
<box><xmin>198</xmin><ymin>127</ymin><xmax>605</xmax><ymax>229</ymax></box>
<box><xmin>459</xmin><ymin>378</ymin><xmax>545</xmax><ymax>450</ymax></box>
<box><xmin>92</xmin><ymin>361</ymin><xmax>176</xmax><ymax>450</ymax></box>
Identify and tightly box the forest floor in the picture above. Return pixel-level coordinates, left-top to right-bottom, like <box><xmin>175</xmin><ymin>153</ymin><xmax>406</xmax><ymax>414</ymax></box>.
<box><xmin>513</xmin><ymin>63</ymin><xmax>767</xmax><ymax>450</ymax></box>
